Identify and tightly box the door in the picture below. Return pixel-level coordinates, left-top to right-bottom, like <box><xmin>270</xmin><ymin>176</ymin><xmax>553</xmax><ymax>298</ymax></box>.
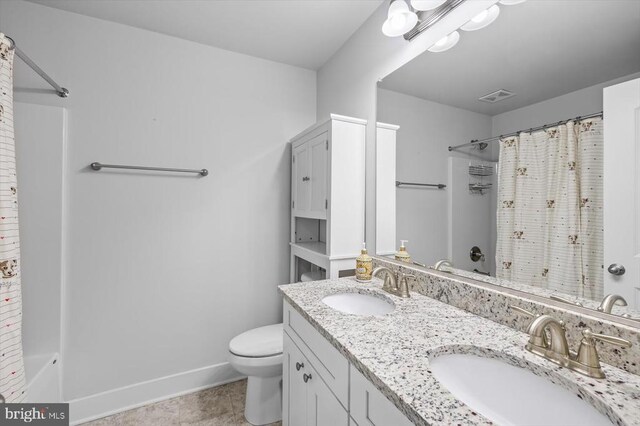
<box><xmin>283</xmin><ymin>332</ymin><xmax>308</xmax><ymax>426</ymax></box>
<box><xmin>603</xmin><ymin>78</ymin><xmax>640</xmax><ymax>309</ymax></box>
<box><xmin>308</xmin><ymin>133</ymin><xmax>328</xmax><ymax>218</ymax></box>
<box><xmin>293</xmin><ymin>143</ymin><xmax>309</xmax><ymax>216</ymax></box>
<box><xmin>306</xmin><ymin>363</ymin><xmax>348</xmax><ymax>426</ymax></box>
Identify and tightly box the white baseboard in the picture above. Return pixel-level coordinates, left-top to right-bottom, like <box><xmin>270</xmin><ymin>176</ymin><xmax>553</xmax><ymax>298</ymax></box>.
<box><xmin>69</xmin><ymin>362</ymin><xmax>243</xmax><ymax>425</ymax></box>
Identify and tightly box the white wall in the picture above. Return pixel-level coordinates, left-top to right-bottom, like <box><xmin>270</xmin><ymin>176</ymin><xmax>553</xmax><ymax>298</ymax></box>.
<box><xmin>317</xmin><ymin>0</ymin><xmax>497</xmax><ymax>251</ymax></box>
<box><xmin>377</xmin><ymin>89</ymin><xmax>491</xmax><ymax>265</ymax></box>
<box><xmin>0</xmin><ymin>0</ymin><xmax>316</xmax><ymax>407</ymax></box>
<box><xmin>492</xmin><ymin>72</ymin><xmax>640</xmax><ymax>137</ymax></box>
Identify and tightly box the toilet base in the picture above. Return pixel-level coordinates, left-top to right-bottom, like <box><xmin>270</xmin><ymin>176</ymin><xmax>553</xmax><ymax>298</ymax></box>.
<box><xmin>244</xmin><ymin>375</ymin><xmax>282</xmax><ymax>425</ymax></box>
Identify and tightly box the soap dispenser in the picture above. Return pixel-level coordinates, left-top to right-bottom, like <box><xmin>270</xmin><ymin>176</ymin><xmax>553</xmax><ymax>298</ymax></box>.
<box><xmin>356</xmin><ymin>242</ymin><xmax>373</xmax><ymax>282</ymax></box>
<box><xmin>395</xmin><ymin>240</ymin><xmax>412</xmax><ymax>263</ymax></box>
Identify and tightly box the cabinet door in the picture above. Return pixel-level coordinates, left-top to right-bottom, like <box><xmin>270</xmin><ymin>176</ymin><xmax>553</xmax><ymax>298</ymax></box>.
<box><xmin>292</xmin><ymin>143</ymin><xmax>310</xmax><ymax>215</ymax></box>
<box><xmin>283</xmin><ymin>332</ymin><xmax>308</xmax><ymax>426</ymax></box>
<box><xmin>308</xmin><ymin>133</ymin><xmax>328</xmax><ymax>217</ymax></box>
<box><xmin>306</xmin><ymin>363</ymin><xmax>349</xmax><ymax>426</ymax></box>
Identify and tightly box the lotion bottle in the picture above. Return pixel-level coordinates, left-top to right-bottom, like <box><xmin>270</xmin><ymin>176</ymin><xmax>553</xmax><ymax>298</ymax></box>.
<box><xmin>355</xmin><ymin>242</ymin><xmax>373</xmax><ymax>282</ymax></box>
<box><xmin>395</xmin><ymin>240</ymin><xmax>412</xmax><ymax>263</ymax></box>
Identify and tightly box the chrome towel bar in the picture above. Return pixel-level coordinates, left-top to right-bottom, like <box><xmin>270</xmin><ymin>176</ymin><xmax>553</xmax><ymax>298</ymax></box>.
<box><xmin>396</xmin><ymin>181</ymin><xmax>446</xmax><ymax>189</ymax></box>
<box><xmin>90</xmin><ymin>162</ymin><xmax>208</xmax><ymax>176</ymax></box>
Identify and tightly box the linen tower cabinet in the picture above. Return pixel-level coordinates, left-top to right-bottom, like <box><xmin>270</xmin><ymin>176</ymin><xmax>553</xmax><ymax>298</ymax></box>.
<box><xmin>289</xmin><ymin>114</ymin><xmax>366</xmax><ymax>282</ymax></box>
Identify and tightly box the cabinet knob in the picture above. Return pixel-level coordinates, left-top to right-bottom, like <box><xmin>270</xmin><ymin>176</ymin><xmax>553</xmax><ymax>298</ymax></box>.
<box><xmin>295</xmin><ymin>362</ymin><xmax>304</xmax><ymax>371</ymax></box>
<box><xmin>302</xmin><ymin>176</ymin><xmax>310</xmax><ymax>182</ymax></box>
<box><xmin>303</xmin><ymin>373</ymin><xmax>312</xmax><ymax>383</ymax></box>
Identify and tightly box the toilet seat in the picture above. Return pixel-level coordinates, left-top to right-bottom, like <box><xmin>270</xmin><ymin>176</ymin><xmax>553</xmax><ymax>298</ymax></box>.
<box><xmin>229</xmin><ymin>323</ymin><xmax>283</xmax><ymax>358</ymax></box>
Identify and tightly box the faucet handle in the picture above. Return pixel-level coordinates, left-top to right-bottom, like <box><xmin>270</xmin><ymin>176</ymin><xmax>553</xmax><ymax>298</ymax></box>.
<box><xmin>582</xmin><ymin>329</ymin><xmax>632</xmax><ymax>348</ymax></box>
<box><xmin>550</xmin><ymin>295</ymin><xmax>584</xmax><ymax>307</ymax></box>
<box><xmin>509</xmin><ymin>305</ymin><xmax>535</xmax><ymax>318</ymax></box>
<box><xmin>396</xmin><ymin>273</ymin><xmax>415</xmax><ymax>298</ymax></box>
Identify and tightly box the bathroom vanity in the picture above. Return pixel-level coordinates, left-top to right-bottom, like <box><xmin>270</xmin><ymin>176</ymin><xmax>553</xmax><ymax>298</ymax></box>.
<box><xmin>279</xmin><ymin>278</ymin><xmax>640</xmax><ymax>426</ymax></box>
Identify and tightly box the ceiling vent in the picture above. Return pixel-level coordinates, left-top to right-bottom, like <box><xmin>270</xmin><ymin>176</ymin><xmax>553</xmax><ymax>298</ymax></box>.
<box><xmin>478</xmin><ymin>89</ymin><xmax>515</xmax><ymax>103</ymax></box>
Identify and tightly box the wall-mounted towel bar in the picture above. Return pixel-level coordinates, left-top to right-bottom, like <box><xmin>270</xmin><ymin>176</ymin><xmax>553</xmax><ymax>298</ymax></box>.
<box><xmin>90</xmin><ymin>162</ymin><xmax>208</xmax><ymax>176</ymax></box>
<box><xmin>396</xmin><ymin>181</ymin><xmax>446</xmax><ymax>189</ymax></box>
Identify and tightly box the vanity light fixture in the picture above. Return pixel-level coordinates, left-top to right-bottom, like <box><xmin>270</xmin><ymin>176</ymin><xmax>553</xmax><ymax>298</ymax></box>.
<box><xmin>460</xmin><ymin>5</ymin><xmax>500</xmax><ymax>31</ymax></box>
<box><xmin>382</xmin><ymin>0</ymin><xmax>419</xmax><ymax>37</ymax></box>
<box><xmin>427</xmin><ymin>31</ymin><xmax>460</xmax><ymax>52</ymax></box>
<box><xmin>499</xmin><ymin>0</ymin><xmax>526</xmax><ymax>5</ymax></box>
<box><xmin>410</xmin><ymin>0</ymin><xmax>447</xmax><ymax>11</ymax></box>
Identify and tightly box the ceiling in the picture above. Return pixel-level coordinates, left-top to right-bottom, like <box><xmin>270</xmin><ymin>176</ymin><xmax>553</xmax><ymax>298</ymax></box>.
<box><xmin>26</xmin><ymin>0</ymin><xmax>383</xmax><ymax>70</ymax></box>
<box><xmin>380</xmin><ymin>0</ymin><xmax>640</xmax><ymax>116</ymax></box>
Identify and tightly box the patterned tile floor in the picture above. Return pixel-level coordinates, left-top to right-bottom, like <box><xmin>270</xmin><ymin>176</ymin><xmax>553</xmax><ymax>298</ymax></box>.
<box><xmin>82</xmin><ymin>379</ymin><xmax>282</xmax><ymax>426</ymax></box>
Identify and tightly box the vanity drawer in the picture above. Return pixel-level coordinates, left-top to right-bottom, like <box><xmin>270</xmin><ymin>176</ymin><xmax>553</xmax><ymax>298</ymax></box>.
<box><xmin>350</xmin><ymin>365</ymin><xmax>413</xmax><ymax>426</ymax></box>
<box><xmin>283</xmin><ymin>301</ymin><xmax>349</xmax><ymax>407</ymax></box>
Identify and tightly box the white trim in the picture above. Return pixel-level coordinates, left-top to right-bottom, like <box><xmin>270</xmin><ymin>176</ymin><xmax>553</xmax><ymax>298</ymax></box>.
<box><xmin>69</xmin><ymin>361</ymin><xmax>243</xmax><ymax>425</ymax></box>
<box><xmin>290</xmin><ymin>114</ymin><xmax>367</xmax><ymax>142</ymax></box>
<box><xmin>330</xmin><ymin>114</ymin><xmax>368</xmax><ymax>126</ymax></box>
<box><xmin>376</xmin><ymin>122</ymin><xmax>400</xmax><ymax>131</ymax></box>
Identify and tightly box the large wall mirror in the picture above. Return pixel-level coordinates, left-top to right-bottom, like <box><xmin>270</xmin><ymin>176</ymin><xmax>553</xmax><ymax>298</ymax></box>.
<box><xmin>375</xmin><ymin>0</ymin><xmax>640</xmax><ymax>324</ymax></box>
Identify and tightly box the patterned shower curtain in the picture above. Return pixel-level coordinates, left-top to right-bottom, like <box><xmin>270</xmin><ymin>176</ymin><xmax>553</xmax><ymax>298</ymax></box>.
<box><xmin>0</xmin><ymin>33</ymin><xmax>26</xmax><ymax>403</ymax></box>
<box><xmin>496</xmin><ymin>117</ymin><xmax>603</xmax><ymax>300</ymax></box>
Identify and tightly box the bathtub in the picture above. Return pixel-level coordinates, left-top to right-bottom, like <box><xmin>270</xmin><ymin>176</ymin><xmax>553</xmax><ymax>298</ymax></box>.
<box><xmin>24</xmin><ymin>352</ymin><xmax>61</xmax><ymax>403</ymax></box>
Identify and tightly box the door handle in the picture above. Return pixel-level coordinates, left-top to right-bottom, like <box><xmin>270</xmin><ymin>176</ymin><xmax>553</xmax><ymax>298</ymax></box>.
<box><xmin>608</xmin><ymin>264</ymin><xmax>626</xmax><ymax>276</ymax></box>
<box><xmin>303</xmin><ymin>373</ymin><xmax>312</xmax><ymax>383</ymax></box>
<box><xmin>295</xmin><ymin>362</ymin><xmax>304</xmax><ymax>371</ymax></box>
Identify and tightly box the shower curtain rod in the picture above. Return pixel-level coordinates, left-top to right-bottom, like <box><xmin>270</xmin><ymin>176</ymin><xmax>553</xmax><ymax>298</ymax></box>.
<box><xmin>4</xmin><ymin>35</ymin><xmax>69</xmax><ymax>98</ymax></box>
<box><xmin>448</xmin><ymin>111</ymin><xmax>603</xmax><ymax>152</ymax></box>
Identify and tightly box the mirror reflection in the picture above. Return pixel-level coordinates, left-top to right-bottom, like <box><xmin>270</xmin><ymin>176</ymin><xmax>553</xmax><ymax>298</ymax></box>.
<box><xmin>376</xmin><ymin>0</ymin><xmax>640</xmax><ymax>320</ymax></box>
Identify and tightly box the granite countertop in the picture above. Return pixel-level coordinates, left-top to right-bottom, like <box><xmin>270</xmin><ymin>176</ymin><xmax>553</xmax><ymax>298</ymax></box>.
<box><xmin>278</xmin><ymin>277</ymin><xmax>640</xmax><ymax>426</ymax></box>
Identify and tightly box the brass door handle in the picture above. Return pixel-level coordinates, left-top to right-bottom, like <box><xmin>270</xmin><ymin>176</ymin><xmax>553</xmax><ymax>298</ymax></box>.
<box><xmin>295</xmin><ymin>362</ymin><xmax>304</xmax><ymax>371</ymax></box>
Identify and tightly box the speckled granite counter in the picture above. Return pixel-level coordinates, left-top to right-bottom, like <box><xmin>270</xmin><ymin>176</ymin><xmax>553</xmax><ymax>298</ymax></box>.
<box><xmin>279</xmin><ymin>277</ymin><xmax>640</xmax><ymax>426</ymax></box>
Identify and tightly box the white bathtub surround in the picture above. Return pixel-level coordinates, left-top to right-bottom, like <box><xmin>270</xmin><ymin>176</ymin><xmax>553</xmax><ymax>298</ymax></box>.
<box><xmin>279</xmin><ymin>277</ymin><xmax>640</xmax><ymax>425</ymax></box>
<box><xmin>0</xmin><ymin>33</ymin><xmax>26</xmax><ymax>403</ymax></box>
<box><xmin>24</xmin><ymin>353</ymin><xmax>61</xmax><ymax>403</ymax></box>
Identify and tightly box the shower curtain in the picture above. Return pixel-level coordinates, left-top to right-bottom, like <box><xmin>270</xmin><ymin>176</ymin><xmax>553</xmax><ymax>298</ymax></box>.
<box><xmin>0</xmin><ymin>33</ymin><xmax>26</xmax><ymax>403</ymax></box>
<box><xmin>496</xmin><ymin>117</ymin><xmax>603</xmax><ymax>300</ymax></box>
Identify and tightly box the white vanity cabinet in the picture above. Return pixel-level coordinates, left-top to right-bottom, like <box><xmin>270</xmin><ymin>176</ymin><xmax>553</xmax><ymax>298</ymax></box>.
<box><xmin>283</xmin><ymin>333</ymin><xmax>349</xmax><ymax>426</ymax></box>
<box><xmin>289</xmin><ymin>114</ymin><xmax>367</xmax><ymax>282</ymax></box>
<box><xmin>283</xmin><ymin>301</ymin><xmax>412</xmax><ymax>426</ymax></box>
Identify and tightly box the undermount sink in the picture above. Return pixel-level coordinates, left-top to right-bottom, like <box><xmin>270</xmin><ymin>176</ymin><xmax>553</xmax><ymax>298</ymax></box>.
<box><xmin>430</xmin><ymin>354</ymin><xmax>612</xmax><ymax>426</ymax></box>
<box><xmin>322</xmin><ymin>292</ymin><xmax>395</xmax><ymax>316</ymax></box>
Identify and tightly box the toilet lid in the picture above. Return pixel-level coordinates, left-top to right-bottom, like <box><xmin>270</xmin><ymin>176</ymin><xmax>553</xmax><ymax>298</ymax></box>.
<box><xmin>229</xmin><ymin>323</ymin><xmax>283</xmax><ymax>357</ymax></box>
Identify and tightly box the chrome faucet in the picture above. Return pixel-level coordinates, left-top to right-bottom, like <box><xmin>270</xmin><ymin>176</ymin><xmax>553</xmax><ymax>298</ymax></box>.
<box><xmin>433</xmin><ymin>259</ymin><xmax>453</xmax><ymax>271</ymax></box>
<box><xmin>597</xmin><ymin>294</ymin><xmax>627</xmax><ymax>313</ymax></box>
<box><xmin>372</xmin><ymin>266</ymin><xmax>415</xmax><ymax>298</ymax></box>
<box><xmin>511</xmin><ymin>306</ymin><xmax>632</xmax><ymax>379</ymax></box>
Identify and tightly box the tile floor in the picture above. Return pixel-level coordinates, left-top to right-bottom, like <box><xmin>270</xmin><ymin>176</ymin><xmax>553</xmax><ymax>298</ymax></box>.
<box><xmin>82</xmin><ymin>379</ymin><xmax>281</xmax><ymax>426</ymax></box>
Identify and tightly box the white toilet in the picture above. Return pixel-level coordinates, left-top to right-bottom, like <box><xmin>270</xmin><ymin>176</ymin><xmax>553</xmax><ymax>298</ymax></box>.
<box><xmin>228</xmin><ymin>323</ymin><xmax>283</xmax><ymax>425</ymax></box>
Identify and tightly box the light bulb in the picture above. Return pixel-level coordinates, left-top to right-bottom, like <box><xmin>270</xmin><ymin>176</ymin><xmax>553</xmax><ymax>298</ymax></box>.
<box><xmin>460</xmin><ymin>5</ymin><xmax>500</xmax><ymax>31</ymax></box>
<box><xmin>427</xmin><ymin>31</ymin><xmax>460</xmax><ymax>53</ymax></box>
<box><xmin>382</xmin><ymin>0</ymin><xmax>419</xmax><ymax>37</ymax></box>
<box><xmin>410</xmin><ymin>0</ymin><xmax>447</xmax><ymax>11</ymax></box>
